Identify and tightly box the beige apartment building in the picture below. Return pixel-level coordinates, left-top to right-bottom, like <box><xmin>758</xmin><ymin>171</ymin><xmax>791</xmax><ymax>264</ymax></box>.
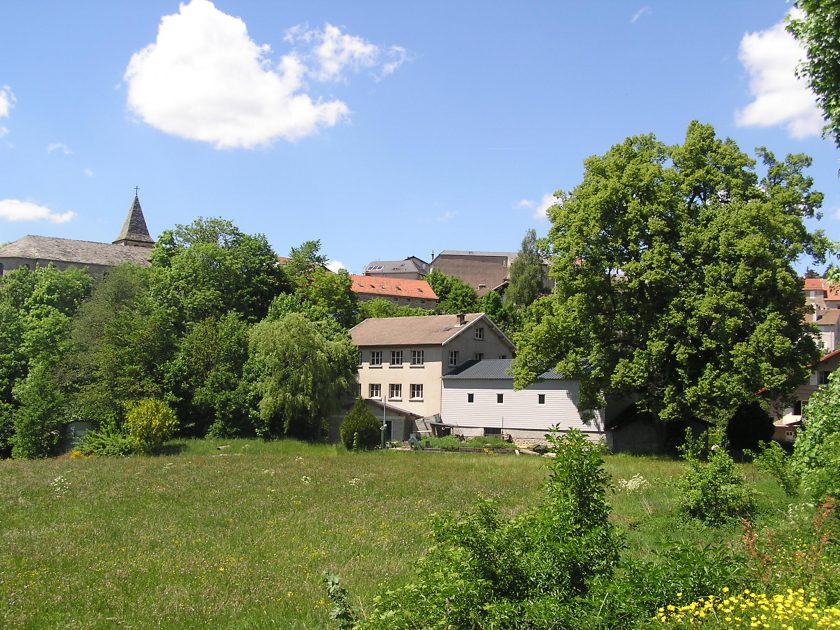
<box><xmin>349</xmin><ymin>313</ymin><xmax>515</xmax><ymax>420</ymax></box>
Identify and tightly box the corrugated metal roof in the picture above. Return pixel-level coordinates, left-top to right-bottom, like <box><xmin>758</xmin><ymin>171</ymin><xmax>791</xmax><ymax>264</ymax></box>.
<box><xmin>443</xmin><ymin>358</ymin><xmax>564</xmax><ymax>380</ymax></box>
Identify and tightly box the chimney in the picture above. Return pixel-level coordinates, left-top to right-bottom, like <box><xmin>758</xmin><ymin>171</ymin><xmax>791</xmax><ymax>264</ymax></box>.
<box><xmin>457</xmin><ymin>313</ymin><xmax>466</xmax><ymax>326</ymax></box>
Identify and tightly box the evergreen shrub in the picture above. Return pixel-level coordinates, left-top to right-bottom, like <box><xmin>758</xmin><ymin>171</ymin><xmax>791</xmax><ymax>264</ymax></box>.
<box><xmin>339</xmin><ymin>399</ymin><xmax>381</xmax><ymax>450</ymax></box>
<box><xmin>124</xmin><ymin>398</ymin><xmax>179</xmax><ymax>454</ymax></box>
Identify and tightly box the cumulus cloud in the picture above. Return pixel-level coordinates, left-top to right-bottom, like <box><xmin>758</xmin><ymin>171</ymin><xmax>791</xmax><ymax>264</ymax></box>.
<box><xmin>516</xmin><ymin>194</ymin><xmax>557</xmax><ymax>220</ymax></box>
<box><xmin>124</xmin><ymin>0</ymin><xmax>405</xmax><ymax>149</ymax></box>
<box><xmin>735</xmin><ymin>13</ymin><xmax>823</xmax><ymax>139</ymax></box>
<box><xmin>0</xmin><ymin>126</ymin><xmax>7</xmax><ymax>138</ymax></box>
<box><xmin>326</xmin><ymin>259</ymin><xmax>346</xmax><ymax>273</ymax></box>
<box><xmin>0</xmin><ymin>85</ymin><xmax>14</xmax><ymax>118</ymax></box>
<box><xmin>83</xmin><ymin>168</ymin><xmax>94</xmax><ymax>177</ymax></box>
<box><xmin>0</xmin><ymin>199</ymin><xmax>77</xmax><ymax>224</ymax></box>
<box><xmin>47</xmin><ymin>142</ymin><xmax>73</xmax><ymax>155</ymax></box>
<box><xmin>630</xmin><ymin>6</ymin><xmax>651</xmax><ymax>24</ymax></box>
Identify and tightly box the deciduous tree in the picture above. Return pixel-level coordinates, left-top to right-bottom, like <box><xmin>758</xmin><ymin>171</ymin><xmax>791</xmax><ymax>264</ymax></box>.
<box><xmin>506</xmin><ymin>229</ymin><xmax>545</xmax><ymax>306</ymax></box>
<box><xmin>513</xmin><ymin>121</ymin><xmax>829</xmax><ymax>425</ymax></box>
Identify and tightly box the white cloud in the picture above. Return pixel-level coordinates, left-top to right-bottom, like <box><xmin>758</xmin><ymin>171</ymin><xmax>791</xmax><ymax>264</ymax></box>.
<box><xmin>514</xmin><ymin>199</ymin><xmax>535</xmax><ymax>210</ymax></box>
<box><xmin>83</xmin><ymin>168</ymin><xmax>94</xmax><ymax>177</ymax></box>
<box><xmin>0</xmin><ymin>85</ymin><xmax>14</xmax><ymax>119</ymax></box>
<box><xmin>436</xmin><ymin>211</ymin><xmax>457</xmax><ymax>222</ymax></box>
<box><xmin>124</xmin><ymin>0</ymin><xmax>352</xmax><ymax>149</ymax></box>
<box><xmin>284</xmin><ymin>23</ymin><xmax>405</xmax><ymax>83</ymax></box>
<box><xmin>630</xmin><ymin>6</ymin><xmax>651</xmax><ymax>24</ymax></box>
<box><xmin>516</xmin><ymin>194</ymin><xmax>557</xmax><ymax>220</ymax></box>
<box><xmin>0</xmin><ymin>199</ymin><xmax>77</xmax><ymax>224</ymax></box>
<box><xmin>326</xmin><ymin>259</ymin><xmax>346</xmax><ymax>273</ymax></box>
<box><xmin>735</xmin><ymin>13</ymin><xmax>823</xmax><ymax>139</ymax></box>
<box><xmin>833</xmin><ymin>207</ymin><xmax>840</xmax><ymax>220</ymax></box>
<box><xmin>0</xmin><ymin>126</ymin><xmax>7</xmax><ymax>138</ymax></box>
<box><xmin>47</xmin><ymin>142</ymin><xmax>73</xmax><ymax>155</ymax></box>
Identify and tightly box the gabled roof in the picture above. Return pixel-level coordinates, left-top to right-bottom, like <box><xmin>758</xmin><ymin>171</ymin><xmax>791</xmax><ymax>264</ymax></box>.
<box><xmin>802</xmin><ymin>277</ymin><xmax>840</xmax><ymax>301</ymax></box>
<box><xmin>350</xmin><ymin>275</ymin><xmax>437</xmax><ymax>300</ymax></box>
<box><xmin>113</xmin><ymin>194</ymin><xmax>154</xmax><ymax>247</ymax></box>
<box><xmin>364</xmin><ymin>257</ymin><xmax>429</xmax><ymax>275</ymax></box>
<box><xmin>807</xmin><ymin>309</ymin><xmax>840</xmax><ymax>327</ymax></box>
<box><xmin>0</xmin><ymin>235</ymin><xmax>152</xmax><ymax>267</ymax></box>
<box><xmin>350</xmin><ymin>312</ymin><xmax>515</xmax><ymax>352</ymax></box>
<box><xmin>443</xmin><ymin>358</ymin><xmax>564</xmax><ymax>381</ymax></box>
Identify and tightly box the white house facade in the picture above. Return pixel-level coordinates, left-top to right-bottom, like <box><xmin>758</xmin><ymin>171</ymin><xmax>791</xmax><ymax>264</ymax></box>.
<box><xmin>441</xmin><ymin>359</ymin><xmax>605</xmax><ymax>443</ymax></box>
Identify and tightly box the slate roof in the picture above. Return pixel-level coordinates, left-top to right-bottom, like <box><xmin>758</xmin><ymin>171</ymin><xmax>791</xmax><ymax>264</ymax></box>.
<box><xmin>443</xmin><ymin>358</ymin><xmax>564</xmax><ymax>381</ymax></box>
<box><xmin>351</xmin><ymin>313</ymin><xmax>493</xmax><ymax>346</ymax></box>
<box><xmin>0</xmin><ymin>235</ymin><xmax>152</xmax><ymax>267</ymax></box>
<box><xmin>113</xmin><ymin>194</ymin><xmax>154</xmax><ymax>246</ymax></box>
<box><xmin>350</xmin><ymin>275</ymin><xmax>438</xmax><ymax>300</ymax></box>
<box><xmin>364</xmin><ymin>257</ymin><xmax>429</xmax><ymax>276</ymax></box>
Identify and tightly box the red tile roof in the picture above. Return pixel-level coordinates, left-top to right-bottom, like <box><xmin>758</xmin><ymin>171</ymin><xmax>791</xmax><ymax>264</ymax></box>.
<box><xmin>802</xmin><ymin>277</ymin><xmax>840</xmax><ymax>301</ymax></box>
<box><xmin>349</xmin><ymin>274</ymin><xmax>438</xmax><ymax>301</ymax></box>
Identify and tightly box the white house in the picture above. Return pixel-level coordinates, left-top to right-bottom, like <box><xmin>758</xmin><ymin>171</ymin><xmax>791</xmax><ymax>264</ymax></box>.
<box><xmin>350</xmin><ymin>313</ymin><xmax>515</xmax><ymax>422</ymax></box>
<box><xmin>440</xmin><ymin>358</ymin><xmax>604</xmax><ymax>443</ymax></box>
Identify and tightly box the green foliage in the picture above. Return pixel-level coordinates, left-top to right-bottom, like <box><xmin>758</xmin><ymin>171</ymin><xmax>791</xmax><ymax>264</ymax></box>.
<box><xmin>506</xmin><ymin>228</ymin><xmax>546</xmax><ymax>306</ymax></box>
<box><xmin>357</xmin><ymin>298</ymin><xmax>430</xmax><ymax>320</ymax></box>
<box><xmin>61</xmin><ymin>265</ymin><xmax>176</xmax><ymax>427</ymax></box>
<box><xmin>0</xmin><ymin>401</ymin><xmax>14</xmax><ymax>458</ymax></box>
<box><xmin>339</xmin><ymin>399</ymin><xmax>381</xmax><ymax>450</ymax></box>
<box><xmin>165</xmin><ymin>313</ymin><xmax>252</xmax><ymax>438</ymax></box>
<box><xmin>792</xmin><ymin>370</ymin><xmax>840</xmax><ymax>502</ymax></box>
<box><xmin>323</xmin><ymin>573</ymin><xmax>356</xmax><ymax>630</ymax></box>
<box><xmin>11</xmin><ymin>362</ymin><xmax>67</xmax><ymax>459</ymax></box>
<box><xmin>726</xmin><ymin>401</ymin><xmax>775</xmax><ymax>453</ymax></box>
<box><xmin>788</xmin><ymin>1</ymin><xmax>840</xmax><ymax>152</ymax></box>
<box><xmin>124</xmin><ymin>398</ymin><xmax>179</xmax><ymax>454</ymax></box>
<box><xmin>513</xmin><ymin>121</ymin><xmax>828</xmax><ymax>425</ymax></box>
<box><xmin>150</xmin><ymin>217</ymin><xmax>288</xmax><ymax>325</ymax></box>
<box><xmin>426</xmin><ymin>268</ymin><xmax>479</xmax><ymax>314</ymax></box>
<box><xmin>78</xmin><ymin>420</ymin><xmax>136</xmax><ymax>457</ymax></box>
<box><xmin>749</xmin><ymin>440</ymin><xmax>799</xmax><ymax>497</ymax></box>
<box><xmin>284</xmin><ymin>239</ymin><xmax>329</xmax><ymax>281</ymax></box>
<box><xmin>247</xmin><ymin>313</ymin><xmax>357</xmax><ymax>440</ymax></box>
<box><xmin>352</xmin><ymin>430</ymin><xmax>622</xmax><ymax>628</ymax></box>
<box><xmin>678</xmin><ymin>443</ymin><xmax>754</xmax><ymax>526</ymax></box>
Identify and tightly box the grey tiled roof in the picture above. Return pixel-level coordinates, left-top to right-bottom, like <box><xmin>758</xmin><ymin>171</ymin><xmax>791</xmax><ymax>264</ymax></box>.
<box><xmin>443</xmin><ymin>358</ymin><xmax>564</xmax><ymax>380</ymax></box>
<box><xmin>364</xmin><ymin>257</ymin><xmax>429</xmax><ymax>275</ymax></box>
<box><xmin>0</xmin><ymin>235</ymin><xmax>152</xmax><ymax>267</ymax></box>
<box><xmin>113</xmin><ymin>195</ymin><xmax>154</xmax><ymax>245</ymax></box>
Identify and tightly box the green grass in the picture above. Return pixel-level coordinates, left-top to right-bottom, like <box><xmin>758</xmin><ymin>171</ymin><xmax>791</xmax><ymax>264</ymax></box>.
<box><xmin>0</xmin><ymin>440</ymin><xmax>788</xmax><ymax>628</ymax></box>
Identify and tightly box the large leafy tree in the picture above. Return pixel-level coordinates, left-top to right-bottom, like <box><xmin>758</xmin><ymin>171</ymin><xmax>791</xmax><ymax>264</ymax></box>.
<box><xmin>506</xmin><ymin>229</ymin><xmax>546</xmax><ymax>307</ymax></box>
<box><xmin>151</xmin><ymin>217</ymin><xmax>288</xmax><ymax>325</ymax></box>
<box><xmin>513</xmin><ymin>121</ymin><xmax>829</xmax><ymax>425</ymax></box>
<box><xmin>246</xmin><ymin>312</ymin><xmax>357</xmax><ymax>440</ymax></box>
<box><xmin>788</xmin><ymin>1</ymin><xmax>840</xmax><ymax>151</ymax></box>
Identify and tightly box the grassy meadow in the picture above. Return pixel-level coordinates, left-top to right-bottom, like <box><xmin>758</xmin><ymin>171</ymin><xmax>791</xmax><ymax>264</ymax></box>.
<box><xmin>0</xmin><ymin>440</ymin><xmax>788</xmax><ymax>628</ymax></box>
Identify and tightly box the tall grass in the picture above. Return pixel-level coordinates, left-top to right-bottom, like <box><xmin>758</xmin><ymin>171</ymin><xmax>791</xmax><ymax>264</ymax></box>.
<box><xmin>0</xmin><ymin>441</ymin><xmax>788</xmax><ymax>628</ymax></box>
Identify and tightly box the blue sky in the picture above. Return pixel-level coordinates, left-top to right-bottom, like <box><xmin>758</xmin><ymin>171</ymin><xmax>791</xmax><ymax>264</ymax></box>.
<box><xmin>1</xmin><ymin>1</ymin><xmax>837</xmax><ymax>273</ymax></box>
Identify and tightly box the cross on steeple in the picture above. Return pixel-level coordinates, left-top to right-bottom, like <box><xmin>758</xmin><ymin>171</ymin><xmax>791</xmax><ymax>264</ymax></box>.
<box><xmin>134</xmin><ymin>186</ymin><xmax>140</xmax><ymax>197</ymax></box>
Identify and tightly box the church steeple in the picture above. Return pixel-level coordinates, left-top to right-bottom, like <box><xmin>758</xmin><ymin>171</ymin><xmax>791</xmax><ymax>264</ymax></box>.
<box><xmin>113</xmin><ymin>189</ymin><xmax>154</xmax><ymax>248</ymax></box>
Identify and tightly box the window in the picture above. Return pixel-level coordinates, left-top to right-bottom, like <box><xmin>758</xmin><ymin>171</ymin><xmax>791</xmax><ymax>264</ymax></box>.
<box><xmin>497</xmin><ymin>393</ymin><xmax>504</xmax><ymax>404</ymax></box>
<box><xmin>474</xmin><ymin>353</ymin><xmax>483</xmax><ymax>361</ymax></box>
<box><xmin>474</xmin><ymin>326</ymin><xmax>485</xmax><ymax>340</ymax></box>
<box><xmin>411</xmin><ymin>350</ymin><xmax>425</xmax><ymax>366</ymax></box>
<box><xmin>389</xmin><ymin>384</ymin><xmax>402</xmax><ymax>400</ymax></box>
<box><xmin>538</xmin><ymin>394</ymin><xmax>546</xmax><ymax>405</ymax></box>
<box><xmin>467</xmin><ymin>393</ymin><xmax>474</xmax><ymax>404</ymax></box>
<box><xmin>410</xmin><ymin>384</ymin><xmax>423</xmax><ymax>400</ymax></box>
<box><xmin>499</xmin><ymin>354</ymin><xmax>507</xmax><ymax>359</ymax></box>
<box><xmin>793</xmin><ymin>400</ymin><xmax>803</xmax><ymax>416</ymax></box>
<box><xmin>819</xmin><ymin>371</ymin><xmax>830</xmax><ymax>385</ymax></box>
<box><xmin>370</xmin><ymin>351</ymin><xmax>382</xmax><ymax>367</ymax></box>
<box><xmin>391</xmin><ymin>350</ymin><xmax>403</xmax><ymax>366</ymax></box>
<box><xmin>369</xmin><ymin>383</ymin><xmax>381</xmax><ymax>399</ymax></box>
<box><xmin>356</xmin><ymin>383</ymin><xmax>362</xmax><ymax>397</ymax></box>
<box><xmin>356</xmin><ymin>350</ymin><xmax>362</xmax><ymax>366</ymax></box>
<box><xmin>448</xmin><ymin>350</ymin><xmax>459</xmax><ymax>367</ymax></box>
<box><xmin>484</xmin><ymin>427</ymin><xmax>501</xmax><ymax>436</ymax></box>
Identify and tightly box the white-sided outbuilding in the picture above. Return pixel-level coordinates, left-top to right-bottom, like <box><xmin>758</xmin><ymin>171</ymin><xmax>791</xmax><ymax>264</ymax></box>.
<box><xmin>440</xmin><ymin>359</ymin><xmax>604</xmax><ymax>444</ymax></box>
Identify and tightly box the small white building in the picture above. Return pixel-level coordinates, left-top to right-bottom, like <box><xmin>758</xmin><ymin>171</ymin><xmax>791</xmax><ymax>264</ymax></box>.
<box><xmin>441</xmin><ymin>359</ymin><xmax>604</xmax><ymax>444</ymax></box>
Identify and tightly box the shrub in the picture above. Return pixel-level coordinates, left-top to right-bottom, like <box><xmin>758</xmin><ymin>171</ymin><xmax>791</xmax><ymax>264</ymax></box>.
<box><xmin>748</xmin><ymin>440</ymin><xmax>799</xmax><ymax>497</ymax></box>
<box><xmin>679</xmin><ymin>444</ymin><xmax>754</xmax><ymax>526</ymax></box>
<box><xmin>791</xmin><ymin>370</ymin><xmax>840</xmax><ymax>502</ymax></box>
<box><xmin>124</xmin><ymin>398</ymin><xmax>179</xmax><ymax>454</ymax></box>
<box><xmin>11</xmin><ymin>362</ymin><xmax>66</xmax><ymax>459</ymax></box>
<box><xmin>338</xmin><ymin>429</ymin><xmax>622</xmax><ymax>628</ymax></box>
<box><xmin>78</xmin><ymin>420</ymin><xmax>136</xmax><ymax>457</ymax></box>
<box><xmin>339</xmin><ymin>399</ymin><xmax>381</xmax><ymax>450</ymax></box>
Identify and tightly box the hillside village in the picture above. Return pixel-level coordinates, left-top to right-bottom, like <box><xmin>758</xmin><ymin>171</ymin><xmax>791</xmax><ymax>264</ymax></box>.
<box><xmin>0</xmin><ymin>190</ymin><xmax>835</xmax><ymax>455</ymax></box>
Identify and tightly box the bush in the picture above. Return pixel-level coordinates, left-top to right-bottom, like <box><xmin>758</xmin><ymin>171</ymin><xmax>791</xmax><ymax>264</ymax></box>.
<box><xmin>78</xmin><ymin>420</ymin><xmax>136</xmax><ymax>457</ymax></box>
<box><xmin>339</xmin><ymin>399</ymin><xmax>381</xmax><ymax>450</ymax></box>
<box><xmin>749</xmin><ymin>440</ymin><xmax>799</xmax><ymax>497</ymax></box>
<box><xmin>679</xmin><ymin>442</ymin><xmax>754</xmax><ymax>526</ymax></box>
<box><xmin>11</xmin><ymin>362</ymin><xmax>66</xmax><ymax>459</ymax></box>
<box><xmin>336</xmin><ymin>429</ymin><xmax>622</xmax><ymax>628</ymax></box>
<box><xmin>124</xmin><ymin>398</ymin><xmax>179</xmax><ymax>454</ymax></box>
<box><xmin>792</xmin><ymin>370</ymin><xmax>840</xmax><ymax>502</ymax></box>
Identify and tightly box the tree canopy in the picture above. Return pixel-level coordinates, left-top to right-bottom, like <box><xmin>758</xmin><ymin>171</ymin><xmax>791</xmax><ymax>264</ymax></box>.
<box><xmin>513</xmin><ymin>121</ymin><xmax>830</xmax><ymax>425</ymax></box>
<box><xmin>506</xmin><ymin>228</ymin><xmax>546</xmax><ymax>307</ymax></box>
<box><xmin>788</xmin><ymin>1</ymin><xmax>840</xmax><ymax>152</ymax></box>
